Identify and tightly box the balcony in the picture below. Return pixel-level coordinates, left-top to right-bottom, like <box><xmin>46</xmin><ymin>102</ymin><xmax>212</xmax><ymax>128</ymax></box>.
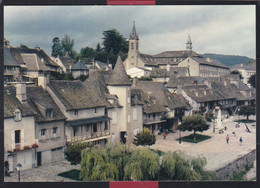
<box><xmin>143</xmin><ymin>118</ymin><xmax>166</xmax><ymax>125</ymax></box>
<box><xmin>66</xmin><ymin>130</ymin><xmax>111</xmax><ymax>143</ymax></box>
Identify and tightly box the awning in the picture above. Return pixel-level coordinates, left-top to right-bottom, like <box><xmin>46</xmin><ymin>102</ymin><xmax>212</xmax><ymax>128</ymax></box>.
<box><xmin>67</xmin><ymin>116</ymin><xmax>111</xmax><ymax>126</ymax></box>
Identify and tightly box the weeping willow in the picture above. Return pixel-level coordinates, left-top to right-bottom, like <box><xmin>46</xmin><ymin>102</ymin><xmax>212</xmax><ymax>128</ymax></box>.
<box><xmin>79</xmin><ymin>143</ymin><xmax>216</xmax><ymax>181</ymax></box>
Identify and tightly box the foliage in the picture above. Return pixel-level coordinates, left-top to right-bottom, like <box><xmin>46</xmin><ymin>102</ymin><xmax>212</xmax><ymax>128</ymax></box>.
<box><xmin>206</xmin><ymin>112</ymin><xmax>214</xmax><ymax>122</ymax></box>
<box><xmin>178</xmin><ymin>114</ymin><xmax>210</xmax><ymax>140</ymax></box>
<box><xmin>176</xmin><ymin>134</ymin><xmax>211</xmax><ymax>143</ymax></box>
<box><xmin>231</xmin><ymin>70</ymin><xmax>243</xmax><ymax>80</ymax></box>
<box><xmin>51</xmin><ymin>37</ymin><xmax>64</xmax><ymax>57</ymax></box>
<box><xmin>96</xmin><ymin>43</ymin><xmax>101</xmax><ymax>52</ymax></box>
<box><xmin>239</xmin><ymin>105</ymin><xmax>255</xmax><ymax>120</ymax></box>
<box><xmin>79</xmin><ymin>143</ymin><xmax>216</xmax><ymax>181</ymax></box>
<box><xmin>61</xmin><ymin>34</ymin><xmax>75</xmax><ymax>58</ymax></box>
<box><xmin>124</xmin><ymin>147</ymin><xmax>160</xmax><ymax>181</ymax></box>
<box><xmin>58</xmin><ymin>169</ymin><xmax>81</xmax><ymax>181</ymax></box>
<box><xmin>138</xmin><ymin>76</ymin><xmax>152</xmax><ymax>81</ymax></box>
<box><xmin>80</xmin><ymin>47</ymin><xmax>95</xmax><ymax>59</ymax></box>
<box><xmin>230</xmin><ymin>163</ymin><xmax>254</xmax><ymax>181</ymax></box>
<box><xmin>20</xmin><ymin>44</ymin><xmax>29</xmax><ymax>49</ymax></box>
<box><xmin>133</xmin><ymin>128</ymin><xmax>156</xmax><ymax>146</ymax></box>
<box><xmin>248</xmin><ymin>74</ymin><xmax>255</xmax><ymax>88</ymax></box>
<box><xmin>64</xmin><ymin>141</ymin><xmax>93</xmax><ymax>165</ymax></box>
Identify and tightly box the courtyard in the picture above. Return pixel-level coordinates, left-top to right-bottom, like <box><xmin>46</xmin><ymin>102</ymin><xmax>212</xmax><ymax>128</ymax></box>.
<box><xmin>4</xmin><ymin>115</ymin><xmax>256</xmax><ymax>182</ymax></box>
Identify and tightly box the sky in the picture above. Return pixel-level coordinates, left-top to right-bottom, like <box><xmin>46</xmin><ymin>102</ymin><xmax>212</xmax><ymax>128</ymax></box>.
<box><xmin>4</xmin><ymin>5</ymin><xmax>256</xmax><ymax>59</ymax></box>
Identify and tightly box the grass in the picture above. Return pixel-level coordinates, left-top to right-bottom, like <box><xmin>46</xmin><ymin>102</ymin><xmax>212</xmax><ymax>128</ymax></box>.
<box><xmin>234</xmin><ymin>119</ymin><xmax>255</xmax><ymax>123</ymax></box>
<box><xmin>58</xmin><ymin>169</ymin><xmax>81</xmax><ymax>181</ymax></box>
<box><xmin>176</xmin><ymin>133</ymin><xmax>211</xmax><ymax>143</ymax></box>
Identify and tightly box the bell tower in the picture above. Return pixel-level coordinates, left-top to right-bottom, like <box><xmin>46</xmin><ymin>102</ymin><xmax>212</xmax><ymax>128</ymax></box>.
<box><xmin>186</xmin><ymin>34</ymin><xmax>192</xmax><ymax>51</ymax></box>
<box><xmin>128</xmin><ymin>21</ymin><xmax>139</xmax><ymax>68</ymax></box>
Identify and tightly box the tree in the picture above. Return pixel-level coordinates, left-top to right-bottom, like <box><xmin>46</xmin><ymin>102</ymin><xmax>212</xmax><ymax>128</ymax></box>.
<box><xmin>231</xmin><ymin>70</ymin><xmax>243</xmax><ymax>80</ymax></box>
<box><xmin>20</xmin><ymin>44</ymin><xmax>29</xmax><ymax>49</ymax></box>
<box><xmin>178</xmin><ymin>114</ymin><xmax>210</xmax><ymax>140</ymax></box>
<box><xmin>239</xmin><ymin>105</ymin><xmax>255</xmax><ymax>120</ymax></box>
<box><xmin>96</xmin><ymin>43</ymin><xmax>101</xmax><ymax>52</ymax></box>
<box><xmin>64</xmin><ymin>141</ymin><xmax>92</xmax><ymax>165</ymax></box>
<box><xmin>80</xmin><ymin>47</ymin><xmax>95</xmax><ymax>59</ymax></box>
<box><xmin>51</xmin><ymin>37</ymin><xmax>64</xmax><ymax>57</ymax></box>
<box><xmin>134</xmin><ymin>128</ymin><xmax>156</xmax><ymax>146</ymax></box>
<box><xmin>248</xmin><ymin>74</ymin><xmax>255</xmax><ymax>88</ymax></box>
<box><xmin>61</xmin><ymin>34</ymin><xmax>75</xmax><ymax>58</ymax></box>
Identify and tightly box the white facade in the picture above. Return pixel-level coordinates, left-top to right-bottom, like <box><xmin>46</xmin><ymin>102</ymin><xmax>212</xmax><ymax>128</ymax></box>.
<box><xmin>126</xmin><ymin>67</ymin><xmax>151</xmax><ymax>78</ymax></box>
<box><xmin>4</xmin><ymin>116</ymin><xmax>37</xmax><ymax>171</ymax></box>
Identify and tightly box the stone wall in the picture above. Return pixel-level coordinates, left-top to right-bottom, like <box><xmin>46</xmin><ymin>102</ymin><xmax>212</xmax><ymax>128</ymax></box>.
<box><xmin>215</xmin><ymin>149</ymin><xmax>256</xmax><ymax>180</ymax></box>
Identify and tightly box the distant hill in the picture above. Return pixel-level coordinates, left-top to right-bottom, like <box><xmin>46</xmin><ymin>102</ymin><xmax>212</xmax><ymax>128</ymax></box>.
<box><xmin>203</xmin><ymin>53</ymin><xmax>254</xmax><ymax>67</ymax></box>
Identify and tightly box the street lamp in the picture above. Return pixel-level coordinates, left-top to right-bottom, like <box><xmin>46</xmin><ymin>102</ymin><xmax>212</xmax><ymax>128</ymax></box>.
<box><xmin>179</xmin><ymin>122</ymin><xmax>182</xmax><ymax>144</ymax></box>
<box><xmin>16</xmin><ymin>163</ymin><xmax>22</xmax><ymax>182</ymax></box>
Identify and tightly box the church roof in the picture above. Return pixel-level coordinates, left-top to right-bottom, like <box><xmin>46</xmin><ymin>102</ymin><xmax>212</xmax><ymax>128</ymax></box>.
<box><xmin>106</xmin><ymin>56</ymin><xmax>132</xmax><ymax>86</ymax></box>
<box><xmin>190</xmin><ymin>56</ymin><xmax>229</xmax><ymax>69</ymax></box>
<box><xmin>153</xmin><ymin>50</ymin><xmax>201</xmax><ymax>58</ymax></box>
<box><xmin>129</xmin><ymin>21</ymin><xmax>139</xmax><ymax>40</ymax></box>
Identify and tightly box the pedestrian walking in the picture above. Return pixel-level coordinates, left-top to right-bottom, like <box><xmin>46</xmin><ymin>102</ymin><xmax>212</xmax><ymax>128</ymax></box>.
<box><xmin>164</xmin><ymin>132</ymin><xmax>167</xmax><ymax>139</ymax></box>
<box><xmin>226</xmin><ymin>134</ymin><xmax>230</xmax><ymax>144</ymax></box>
<box><xmin>239</xmin><ymin>137</ymin><xmax>243</xmax><ymax>145</ymax></box>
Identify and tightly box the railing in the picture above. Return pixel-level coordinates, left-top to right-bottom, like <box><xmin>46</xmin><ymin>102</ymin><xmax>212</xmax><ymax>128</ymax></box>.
<box><xmin>143</xmin><ymin>118</ymin><xmax>165</xmax><ymax>124</ymax></box>
<box><xmin>67</xmin><ymin>131</ymin><xmax>111</xmax><ymax>142</ymax></box>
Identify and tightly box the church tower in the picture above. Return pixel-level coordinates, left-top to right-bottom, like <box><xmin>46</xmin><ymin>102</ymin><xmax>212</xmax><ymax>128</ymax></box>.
<box><xmin>186</xmin><ymin>34</ymin><xmax>192</xmax><ymax>51</ymax></box>
<box><xmin>127</xmin><ymin>21</ymin><xmax>139</xmax><ymax>69</ymax></box>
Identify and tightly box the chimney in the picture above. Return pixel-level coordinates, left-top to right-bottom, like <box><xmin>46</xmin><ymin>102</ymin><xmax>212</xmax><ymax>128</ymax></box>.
<box><xmin>132</xmin><ymin>77</ymin><xmax>138</xmax><ymax>88</ymax></box>
<box><xmin>38</xmin><ymin>73</ymin><xmax>49</xmax><ymax>90</ymax></box>
<box><xmin>16</xmin><ymin>83</ymin><xmax>27</xmax><ymax>103</ymax></box>
<box><xmin>204</xmin><ymin>79</ymin><xmax>212</xmax><ymax>89</ymax></box>
<box><xmin>35</xmin><ymin>45</ymin><xmax>41</xmax><ymax>51</ymax></box>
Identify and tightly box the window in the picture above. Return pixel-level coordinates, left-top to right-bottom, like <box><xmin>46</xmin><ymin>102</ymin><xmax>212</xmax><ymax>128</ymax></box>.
<box><xmin>15</xmin><ymin>130</ymin><xmax>20</xmax><ymax>144</ymax></box>
<box><xmin>104</xmin><ymin>121</ymin><xmax>109</xmax><ymax>130</ymax></box>
<box><xmin>131</xmin><ymin>42</ymin><xmax>134</xmax><ymax>49</ymax></box>
<box><xmin>93</xmin><ymin>123</ymin><xmax>97</xmax><ymax>132</ymax></box>
<box><xmin>94</xmin><ymin>108</ymin><xmax>97</xmax><ymax>113</ymax></box>
<box><xmin>14</xmin><ymin>108</ymin><xmax>21</xmax><ymax>121</ymax></box>
<box><xmin>46</xmin><ymin>109</ymin><xmax>53</xmax><ymax>118</ymax></box>
<box><xmin>41</xmin><ymin>129</ymin><xmax>46</xmax><ymax>137</ymax></box>
<box><xmin>52</xmin><ymin>127</ymin><xmax>57</xmax><ymax>135</ymax></box>
<box><xmin>74</xmin><ymin>110</ymin><xmax>78</xmax><ymax>116</ymax></box>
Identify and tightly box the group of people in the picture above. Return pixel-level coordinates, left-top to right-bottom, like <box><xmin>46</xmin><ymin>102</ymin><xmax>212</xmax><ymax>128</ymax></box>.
<box><xmin>226</xmin><ymin>134</ymin><xmax>243</xmax><ymax>145</ymax></box>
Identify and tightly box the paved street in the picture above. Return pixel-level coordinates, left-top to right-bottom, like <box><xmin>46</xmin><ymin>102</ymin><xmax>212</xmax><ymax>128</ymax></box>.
<box><xmin>150</xmin><ymin>115</ymin><xmax>256</xmax><ymax>173</ymax></box>
<box><xmin>4</xmin><ymin>160</ymin><xmax>80</xmax><ymax>182</ymax></box>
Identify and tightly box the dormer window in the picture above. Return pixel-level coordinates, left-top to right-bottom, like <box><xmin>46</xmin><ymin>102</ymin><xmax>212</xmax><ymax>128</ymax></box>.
<box><xmin>46</xmin><ymin>109</ymin><xmax>53</xmax><ymax>118</ymax></box>
<box><xmin>14</xmin><ymin>108</ymin><xmax>22</xmax><ymax>121</ymax></box>
<box><xmin>203</xmin><ymin>91</ymin><xmax>207</xmax><ymax>95</ymax></box>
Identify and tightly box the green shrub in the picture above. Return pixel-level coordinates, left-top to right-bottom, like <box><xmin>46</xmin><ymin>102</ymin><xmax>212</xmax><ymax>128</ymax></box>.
<box><xmin>133</xmin><ymin>128</ymin><xmax>156</xmax><ymax>146</ymax></box>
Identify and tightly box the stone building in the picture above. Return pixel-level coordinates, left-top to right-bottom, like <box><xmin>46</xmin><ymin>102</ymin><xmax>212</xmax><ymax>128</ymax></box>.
<box><xmin>52</xmin><ymin>52</ymin><xmax>75</xmax><ymax>73</ymax></box>
<box><xmin>71</xmin><ymin>61</ymin><xmax>89</xmax><ymax>78</ymax></box>
<box><xmin>231</xmin><ymin>64</ymin><xmax>256</xmax><ymax>85</ymax></box>
<box><xmin>4</xmin><ymin>84</ymin><xmax>37</xmax><ymax>171</ymax></box>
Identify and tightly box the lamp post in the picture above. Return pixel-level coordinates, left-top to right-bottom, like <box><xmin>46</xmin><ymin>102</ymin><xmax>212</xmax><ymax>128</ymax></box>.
<box><xmin>179</xmin><ymin>122</ymin><xmax>182</xmax><ymax>144</ymax></box>
<box><xmin>16</xmin><ymin>163</ymin><xmax>22</xmax><ymax>182</ymax></box>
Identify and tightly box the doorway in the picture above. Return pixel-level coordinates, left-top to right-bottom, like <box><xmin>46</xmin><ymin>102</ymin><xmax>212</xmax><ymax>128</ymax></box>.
<box><xmin>37</xmin><ymin>152</ymin><xmax>42</xmax><ymax>166</ymax></box>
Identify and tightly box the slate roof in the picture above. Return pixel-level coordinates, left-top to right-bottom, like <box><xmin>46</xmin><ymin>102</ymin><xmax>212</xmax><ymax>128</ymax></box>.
<box><xmin>132</xmin><ymin>80</ymin><xmax>190</xmax><ymax>111</ymax></box>
<box><xmin>210</xmin><ymin>81</ymin><xmax>236</xmax><ymax>100</ymax></box>
<box><xmin>139</xmin><ymin>53</ymin><xmax>158</xmax><ymax>67</ymax></box>
<box><xmin>26</xmin><ymin>86</ymin><xmax>66</xmax><ymax>122</ymax></box>
<box><xmin>48</xmin><ymin>80</ymin><xmax>107</xmax><ymax>110</ymax></box>
<box><xmin>231</xmin><ymin>64</ymin><xmax>256</xmax><ymax>71</ymax></box>
<box><xmin>153</xmin><ymin>50</ymin><xmax>201</xmax><ymax>58</ymax></box>
<box><xmin>4</xmin><ymin>47</ymin><xmax>20</xmax><ymax>66</ymax></box>
<box><xmin>106</xmin><ymin>56</ymin><xmax>132</xmax><ymax>86</ymax></box>
<box><xmin>59</xmin><ymin>53</ymin><xmax>75</xmax><ymax>70</ymax></box>
<box><xmin>21</xmin><ymin>53</ymin><xmax>51</xmax><ymax>71</ymax></box>
<box><xmin>166</xmin><ymin>76</ymin><xmax>204</xmax><ymax>88</ymax></box>
<box><xmin>67</xmin><ymin>116</ymin><xmax>110</xmax><ymax>126</ymax></box>
<box><xmin>71</xmin><ymin>61</ymin><xmax>89</xmax><ymax>70</ymax></box>
<box><xmin>228</xmin><ymin>84</ymin><xmax>247</xmax><ymax>101</ymax></box>
<box><xmin>190</xmin><ymin>56</ymin><xmax>229</xmax><ymax>69</ymax></box>
<box><xmin>182</xmin><ymin>85</ymin><xmax>217</xmax><ymax>103</ymax></box>
<box><xmin>83</xmin><ymin>71</ymin><xmax>114</xmax><ymax>109</ymax></box>
<box><xmin>4</xmin><ymin>86</ymin><xmax>35</xmax><ymax>118</ymax></box>
<box><xmin>9</xmin><ymin>47</ymin><xmax>59</xmax><ymax>68</ymax></box>
<box><xmin>151</xmin><ymin>67</ymin><xmax>189</xmax><ymax>78</ymax></box>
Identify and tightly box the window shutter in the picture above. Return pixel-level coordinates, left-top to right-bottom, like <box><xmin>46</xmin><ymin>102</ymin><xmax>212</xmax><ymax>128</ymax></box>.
<box><xmin>11</xmin><ymin>131</ymin><xmax>15</xmax><ymax>150</ymax></box>
<box><xmin>21</xmin><ymin>129</ymin><xmax>24</xmax><ymax>148</ymax></box>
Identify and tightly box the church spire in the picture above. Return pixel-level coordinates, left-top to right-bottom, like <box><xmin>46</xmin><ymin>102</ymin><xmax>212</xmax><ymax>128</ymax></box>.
<box><xmin>129</xmin><ymin>21</ymin><xmax>139</xmax><ymax>40</ymax></box>
<box><xmin>186</xmin><ymin>34</ymin><xmax>192</xmax><ymax>51</ymax></box>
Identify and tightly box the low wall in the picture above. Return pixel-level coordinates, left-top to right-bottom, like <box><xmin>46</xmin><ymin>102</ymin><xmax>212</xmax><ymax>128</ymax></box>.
<box><xmin>215</xmin><ymin>149</ymin><xmax>256</xmax><ymax>180</ymax></box>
